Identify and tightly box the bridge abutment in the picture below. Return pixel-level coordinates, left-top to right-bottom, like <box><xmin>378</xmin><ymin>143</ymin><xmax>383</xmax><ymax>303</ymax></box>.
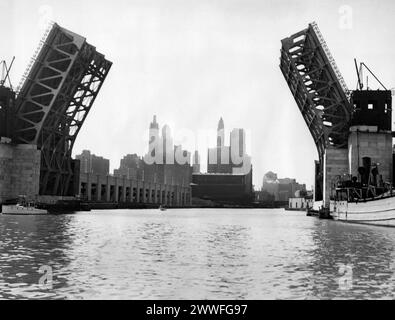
<box><xmin>0</xmin><ymin>142</ymin><xmax>41</xmax><ymax>203</ymax></box>
<box><xmin>323</xmin><ymin>147</ymin><xmax>348</xmax><ymax>207</ymax></box>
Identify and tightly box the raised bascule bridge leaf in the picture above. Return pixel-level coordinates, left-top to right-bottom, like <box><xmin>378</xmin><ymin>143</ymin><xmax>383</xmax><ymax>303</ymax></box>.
<box><xmin>14</xmin><ymin>23</ymin><xmax>112</xmax><ymax>196</ymax></box>
<box><xmin>280</xmin><ymin>22</ymin><xmax>352</xmax><ymax>165</ymax></box>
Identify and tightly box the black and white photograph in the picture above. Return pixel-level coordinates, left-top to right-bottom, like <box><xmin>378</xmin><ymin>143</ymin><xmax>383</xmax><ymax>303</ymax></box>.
<box><xmin>1</xmin><ymin>0</ymin><xmax>395</xmax><ymax>307</ymax></box>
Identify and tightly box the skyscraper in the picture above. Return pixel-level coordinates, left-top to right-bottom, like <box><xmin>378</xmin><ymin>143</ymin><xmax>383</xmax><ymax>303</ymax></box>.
<box><xmin>142</xmin><ymin>116</ymin><xmax>193</xmax><ymax>187</ymax></box>
<box><xmin>149</xmin><ymin>115</ymin><xmax>159</xmax><ymax>137</ymax></box>
<box><xmin>162</xmin><ymin>124</ymin><xmax>173</xmax><ymax>164</ymax></box>
<box><xmin>217</xmin><ymin>117</ymin><xmax>225</xmax><ymax>147</ymax></box>
<box><xmin>194</xmin><ymin>118</ymin><xmax>253</xmax><ymax>205</ymax></box>
<box><xmin>207</xmin><ymin>118</ymin><xmax>251</xmax><ymax>174</ymax></box>
<box><xmin>149</xmin><ymin>115</ymin><xmax>160</xmax><ymax>159</ymax></box>
<box><xmin>230</xmin><ymin>128</ymin><xmax>251</xmax><ymax>174</ymax></box>
<box><xmin>193</xmin><ymin>150</ymin><xmax>201</xmax><ymax>173</ymax></box>
<box><xmin>208</xmin><ymin>117</ymin><xmax>232</xmax><ymax>174</ymax></box>
<box><xmin>230</xmin><ymin>128</ymin><xmax>245</xmax><ymax>159</ymax></box>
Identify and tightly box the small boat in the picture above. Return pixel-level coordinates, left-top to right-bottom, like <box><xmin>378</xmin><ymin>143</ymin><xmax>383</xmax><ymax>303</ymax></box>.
<box><xmin>159</xmin><ymin>205</ymin><xmax>167</xmax><ymax>212</ymax></box>
<box><xmin>1</xmin><ymin>196</ymin><xmax>48</xmax><ymax>215</ymax></box>
<box><xmin>306</xmin><ymin>206</ymin><xmax>332</xmax><ymax>219</ymax></box>
<box><xmin>1</xmin><ymin>204</ymin><xmax>48</xmax><ymax>215</ymax></box>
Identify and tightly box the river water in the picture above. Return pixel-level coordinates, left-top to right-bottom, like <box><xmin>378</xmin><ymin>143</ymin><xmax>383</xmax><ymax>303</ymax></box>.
<box><xmin>1</xmin><ymin>208</ymin><xmax>395</xmax><ymax>300</ymax></box>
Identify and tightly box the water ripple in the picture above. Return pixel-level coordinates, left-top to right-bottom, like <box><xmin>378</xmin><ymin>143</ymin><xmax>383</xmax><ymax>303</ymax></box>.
<box><xmin>1</xmin><ymin>209</ymin><xmax>395</xmax><ymax>299</ymax></box>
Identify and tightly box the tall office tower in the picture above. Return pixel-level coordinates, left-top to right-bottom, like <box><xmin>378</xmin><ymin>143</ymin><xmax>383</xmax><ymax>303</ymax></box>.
<box><xmin>230</xmin><ymin>128</ymin><xmax>252</xmax><ymax>174</ymax></box>
<box><xmin>217</xmin><ymin>117</ymin><xmax>225</xmax><ymax>147</ymax></box>
<box><xmin>174</xmin><ymin>145</ymin><xmax>191</xmax><ymax>165</ymax></box>
<box><xmin>208</xmin><ymin>117</ymin><xmax>232</xmax><ymax>174</ymax></box>
<box><xmin>149</xmin><ymin>115</ymin><xmax>160</xmax><ymax>158</ymax></box>
<box><xmin>149</xmin><ymin>115</ymin><xmax>159</xmax><ymax>140</ymax></box>
<box><xmin>162</xmin><ymin>124</ymin><xmax>174</xmax><ymax>164</ymax></box>
<box><xmin>193</xmin><ymin>150</ymin><xmax>201</xmax><ymax>173</ymax></box>
<box><xmin>230</xmin><ymin>128</ymin><xmax>245</xmax><ymax>160</ymax></box>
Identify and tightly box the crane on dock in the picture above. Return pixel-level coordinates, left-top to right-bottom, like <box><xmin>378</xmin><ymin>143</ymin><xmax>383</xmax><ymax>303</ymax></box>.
<box><xmin>0</xmin><ymin>57</ymin><xmax>15</xmax><ymax>89</ymax></box>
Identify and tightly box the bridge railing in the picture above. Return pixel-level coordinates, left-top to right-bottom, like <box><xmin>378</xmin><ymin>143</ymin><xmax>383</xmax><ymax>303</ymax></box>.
<box><xmin>16</xmin><ymin>21</ymin><xmax>55</xmax><ymax>96</ymax></box>
<box><xmin>310</xmin><ymin>22</ymin><xmax>350</xmax><ymax>98</ymax></box>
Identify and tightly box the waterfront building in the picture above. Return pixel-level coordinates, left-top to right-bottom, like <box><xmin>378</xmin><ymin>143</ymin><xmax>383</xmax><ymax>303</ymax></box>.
<box><xmin>288</xmin><ymin>198</ymin><xmax>311</xmax><ymax>210</ymax></box>
<box><xmin>288</xmin><ymin>190</ymin><xmax>313</xmax><ymax>210</ymax></box>
<box><xmin>80</xmin><ymin>154</ymin><xmax>192</xmax><ymax>206</ymax></box>
<box><xmin>261</xmin><ymin>171</ymin><xmax>307</xmax><ymax>202</ymax></box>
<box><xmin>79</xmin><ymin>116</ymin><xmax>193</xmax><ymax>206</ymax></box>
<box><xmin>254</xmin><ymin>190</ymin><xmax>275</xmax><ymax>203</ymax></box>
<box><xmin>76</xmin><ymin>150</ymin><xmax>110</xmax><ymax>176</ymax></box>
<box><xmin>192</xmin><ymin>171</ymin><xmax>253</xmax><ymax>205</ymax></box>
<box><xmin>113</xmin><ymin>154</ymin><xmax>143</xmax><ymax>180</ymax></box>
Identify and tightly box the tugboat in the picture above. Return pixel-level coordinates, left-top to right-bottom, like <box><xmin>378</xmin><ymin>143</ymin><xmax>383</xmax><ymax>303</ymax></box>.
<box><xmin>1</xmin><ymin>196</ymin><xmax>48</xmax><ymax>215</ymax></box>
<box><xmin>330</xmin><ymin>159</ymin><xmax>395</xmax><ymax>227</ymax></box>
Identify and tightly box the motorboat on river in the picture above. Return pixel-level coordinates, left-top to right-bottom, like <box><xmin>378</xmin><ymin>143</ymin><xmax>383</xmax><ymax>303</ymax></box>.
<box><xmin>1</xmin><ymin>196</ymin><xmax>48</xmax><ymax>215</ymax></box>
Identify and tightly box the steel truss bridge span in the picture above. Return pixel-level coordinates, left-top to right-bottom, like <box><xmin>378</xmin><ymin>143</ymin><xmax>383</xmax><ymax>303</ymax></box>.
<box><xmin>280</xmin><ymin>22</ymin><xmax>352</xmax><ymax>164</ymax></box>
<box><xmin>14</xmin><ymin>23</ymin><xmax>112</xmax><ymax>196</ymax></box>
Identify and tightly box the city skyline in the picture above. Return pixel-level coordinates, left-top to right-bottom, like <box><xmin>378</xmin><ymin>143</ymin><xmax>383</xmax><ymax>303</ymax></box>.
<box><xmin>74</xmin><ymin>115</ymin><xmax>305</xmax><ymax>189</ymax></box>
<box><xmin>76</xmin><ymin>115</ymin><xmax>254</xmax><ymax>174</ymax></box>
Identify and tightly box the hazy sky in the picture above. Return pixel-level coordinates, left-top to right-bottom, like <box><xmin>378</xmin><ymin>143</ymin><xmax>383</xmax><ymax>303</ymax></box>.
<box><xmin>2</xmin><ymin>0</ymin><xmax>395</xmax><ymax>189</ymax></box>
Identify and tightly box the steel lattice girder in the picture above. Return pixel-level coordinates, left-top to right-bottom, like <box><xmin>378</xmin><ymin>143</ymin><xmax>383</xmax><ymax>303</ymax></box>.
<box><xmin>280</xmin><ymin>23</ymin><xmax>352</xmax><ymax>163</ymax></box>
<box><xmin>14</xmin><ymin>24</ymin><xmax>112</xmax><ymax>196</ymax></box>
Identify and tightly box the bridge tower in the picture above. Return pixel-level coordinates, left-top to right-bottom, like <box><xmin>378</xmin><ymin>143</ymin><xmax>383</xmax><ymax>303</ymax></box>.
<box><xmin>280</xmin><ymin>22</ymin><xmax>353</xmax><ymax>206</ymax></box>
